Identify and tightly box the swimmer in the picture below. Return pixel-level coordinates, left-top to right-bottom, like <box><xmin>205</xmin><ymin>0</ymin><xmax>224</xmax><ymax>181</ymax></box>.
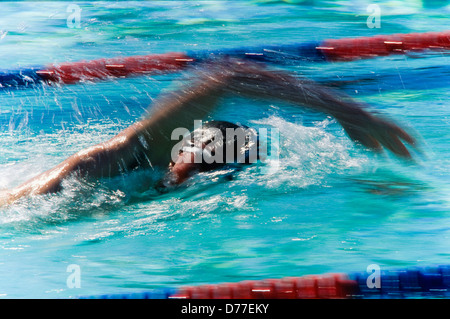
<box><xmin>0</xmin><ymin>58</ymin><xmax>416</xmax><ymax>206</ymax></box>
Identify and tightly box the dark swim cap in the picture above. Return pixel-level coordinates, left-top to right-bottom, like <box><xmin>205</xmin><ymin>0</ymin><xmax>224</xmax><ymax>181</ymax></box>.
<box><xmin>181</xmin><ymin>120</ymin><xmax>259</xmax><ymax>170</ymax></box>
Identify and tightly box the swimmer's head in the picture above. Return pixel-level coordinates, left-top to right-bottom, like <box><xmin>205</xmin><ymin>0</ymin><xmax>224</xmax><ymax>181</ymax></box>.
<box><xmin>162</xmin><ymin>120</ymin><xmax>259</xmax><ymax>186</ymax></box>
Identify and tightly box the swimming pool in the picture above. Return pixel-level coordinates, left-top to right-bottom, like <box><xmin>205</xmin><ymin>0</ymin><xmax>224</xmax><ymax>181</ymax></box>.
<box><xmin>0</xmin><ymin>1</ymin><xmax>449</xmax><ymax>299</ymax></box>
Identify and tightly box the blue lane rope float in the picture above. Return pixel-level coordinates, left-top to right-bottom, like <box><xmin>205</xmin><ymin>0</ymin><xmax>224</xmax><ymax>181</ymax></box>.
<box><xmin>77</xmin><ymin>264</ymin><xmax>450</xmax><ymax>299</ymax></box>
<box><xmin>0</xmin><ymin>68</ymin><xmax>44</xmax><ymax>88</ymax></box>
<box><xmin>1</xmin><ymin>30</ymin><xmax>449</xmax><ymax>89</ymax></box>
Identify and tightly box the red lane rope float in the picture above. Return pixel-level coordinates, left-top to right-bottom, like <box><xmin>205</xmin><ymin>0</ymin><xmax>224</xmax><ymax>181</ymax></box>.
<box><xmin>320</xmin><ymin>30</ymin><xmax>450</xmax><ymax>61</ymax></box>
<box><xmin>169</xmin><ymin>273</ymin><xmax>359</xmax><ymax>299</ymax></box>
<box><xmin>36</xmin><ymin>52</ymin><xmax>192</xmax><ymax>85</ymax></box>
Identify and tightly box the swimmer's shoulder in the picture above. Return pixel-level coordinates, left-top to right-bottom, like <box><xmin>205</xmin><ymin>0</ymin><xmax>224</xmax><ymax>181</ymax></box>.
<box><xmin>0</xmin><ymin>190</ymin><xmax>14</xmax><ymax>207</ymax></box>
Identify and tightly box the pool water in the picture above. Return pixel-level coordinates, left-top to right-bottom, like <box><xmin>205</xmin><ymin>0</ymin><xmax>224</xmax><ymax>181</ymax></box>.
<box><xmin>0</xmin><ymin>1</ymin><xmax>449</xmax><ymax>298</ymax></box>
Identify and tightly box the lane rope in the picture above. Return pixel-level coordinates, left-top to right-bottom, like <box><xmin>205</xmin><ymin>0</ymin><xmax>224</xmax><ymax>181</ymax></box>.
<box><xmin>1</xmin><ymin>30</ymin><xmax>448</xmax><ymax>89</ymax></box>
<box><xmin>78</xmin><ymin>264</ymin><xmax>450</xmax><ymax>299</ymax></box>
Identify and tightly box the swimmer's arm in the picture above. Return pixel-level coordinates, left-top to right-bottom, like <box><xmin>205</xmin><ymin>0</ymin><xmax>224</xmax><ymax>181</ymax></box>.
<box><xmin>1</xmin><ymin>130</ymin><xmax>142</xmax><ymax>204</ymax></box>
<box><xmin>0</xmin><ymin>73</ymin><xmax>227</xmax><ymax>205</ymax></box>
<box><xmin>296</xmin><ymin>81</ymin><xmax>416</xmax><ymax>158</ymax></box>
<box><xmin>217</xmin><ymin>60</ymin><xmax>416</xmax><ymax>158</ymax></box>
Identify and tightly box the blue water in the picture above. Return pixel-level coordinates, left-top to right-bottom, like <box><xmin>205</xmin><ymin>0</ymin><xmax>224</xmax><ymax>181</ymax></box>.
<box><xmin>0</xmin><ymin>1</ymin><xmax>449</xmax><ymax>298</ymax></box>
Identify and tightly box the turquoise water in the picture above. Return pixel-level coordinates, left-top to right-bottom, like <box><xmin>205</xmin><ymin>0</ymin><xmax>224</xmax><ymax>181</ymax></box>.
<box><xmin>0</xmin><ymin>1</ymin><xmax>449</xmax><ymax>298</ymax></box>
